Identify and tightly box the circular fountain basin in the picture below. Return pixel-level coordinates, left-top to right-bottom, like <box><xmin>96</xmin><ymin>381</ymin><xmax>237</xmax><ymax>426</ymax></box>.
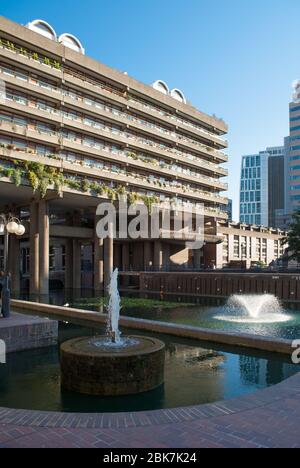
<box><xmin>60</xmin><ymin>336</ymin><xmax>165</xmax><ymax>396</ymax></box>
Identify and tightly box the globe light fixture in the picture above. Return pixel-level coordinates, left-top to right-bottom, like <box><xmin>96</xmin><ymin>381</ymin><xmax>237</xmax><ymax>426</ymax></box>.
<box><xmin>0</xmin><ymin>214</ymin><xmax>26</xmax><ymax>318</ymax></box>
<box><xmin>6</xmin><ymin>221</ymin><xmax>19</xmax><ymax>234</ymax></box>
<box><xmin>15</xmin><ymin>224</ymin><xmax>25</xmax><ymax>236</ymax></box>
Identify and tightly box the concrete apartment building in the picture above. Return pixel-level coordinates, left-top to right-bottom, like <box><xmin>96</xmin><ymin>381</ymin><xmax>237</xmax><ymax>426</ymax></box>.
<box><xmin>240</xmin><ymin>146</ymin><xmax>286</xmax><ymax>228</ymax></box>
<box><xmin>205</xmin><ymin>221</ymin><xmax>287</xmax><ymax>269</ymax></box>
<box><xmin>0</xmin><ymin>16</ymin><xmax>230</xmax><ymax>295</ymax></box>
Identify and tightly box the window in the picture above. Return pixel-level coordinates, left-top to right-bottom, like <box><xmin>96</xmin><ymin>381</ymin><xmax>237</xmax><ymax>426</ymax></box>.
<box><xmin>234</xmin><ymin>236</ymin><xmax>240</xmax><ymax>258</ymax></box>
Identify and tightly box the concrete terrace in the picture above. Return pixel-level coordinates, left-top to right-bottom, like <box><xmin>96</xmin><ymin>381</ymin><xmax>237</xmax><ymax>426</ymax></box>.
<box><xmin>0</xmin><ymin>372</ymin><xmax>299</xmax><ymax>448</ymax></box>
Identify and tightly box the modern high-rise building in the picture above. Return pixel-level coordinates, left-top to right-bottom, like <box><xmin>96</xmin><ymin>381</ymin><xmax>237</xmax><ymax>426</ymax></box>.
<box><xmin>287</xmin><ymin>81</ymin><xmax>300</xmax><ymax>219</ymax></box>
<box><xmin>240</xmin><ymin>146</ymin><xmax>286</xmax><ymax>227</ymax></box>
<box><xmin>0</xmin><ymin>16</ymin><xmax>228</xmax><ymax>294</ymax></box>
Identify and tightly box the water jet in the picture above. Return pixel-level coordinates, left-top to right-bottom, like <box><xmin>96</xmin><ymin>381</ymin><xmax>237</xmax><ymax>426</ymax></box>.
<box><xmin>214</xmin><ymin>294</ymin><xmax>291</xmax><ymax>324</ymax></box>
<box><xmin>60</xmin><ymin>269</ymin><xmax>165</xmax><ymax>396</ymax></box>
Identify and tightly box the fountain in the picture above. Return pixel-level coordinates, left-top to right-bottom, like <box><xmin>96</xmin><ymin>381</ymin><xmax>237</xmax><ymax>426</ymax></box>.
<box><xmin>60</xmin><ymin>269</ymin><xmax>165</xmax><ymax>396</ymax></box>
<box><xmin>214</xmin><ymin>294</ymin><xmax>291</xmax><ymax>324</ymax></box>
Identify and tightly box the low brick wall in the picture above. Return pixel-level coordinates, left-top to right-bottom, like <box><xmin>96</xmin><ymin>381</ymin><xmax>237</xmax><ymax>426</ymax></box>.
<box><xmin>138</xmin><ymin>272</ymin><xmax>300</xmax><ymax>302</ymax></box>
<box><xmin>12</xmin><ymin>300</ymin><xmax>294</xmax><ymax>356</ymax></box>
<box><xmin>0</xmin><ymin>313</ymin><xmax>58</xmax><ymax>353</ymax></box>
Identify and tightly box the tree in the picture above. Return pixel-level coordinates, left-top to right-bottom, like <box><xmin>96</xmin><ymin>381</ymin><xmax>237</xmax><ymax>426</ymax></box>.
<box><xmin>284</xmin><ymin>211</ymin><xmax>300</xmax><ymax>262</ymax></box>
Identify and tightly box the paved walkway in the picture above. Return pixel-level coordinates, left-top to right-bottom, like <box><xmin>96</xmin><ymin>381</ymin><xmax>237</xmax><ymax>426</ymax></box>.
<box><xmin>0</xmin><ymin>372</ymin><xmax>300</xmax><ymax>448</ymax></box>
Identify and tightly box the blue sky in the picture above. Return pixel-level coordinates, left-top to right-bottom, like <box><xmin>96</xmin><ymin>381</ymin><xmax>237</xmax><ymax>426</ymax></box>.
<box><xmin>1</xmin><ymin>0</ymin><xmax>299</xmax><ymax>219</ymax></box>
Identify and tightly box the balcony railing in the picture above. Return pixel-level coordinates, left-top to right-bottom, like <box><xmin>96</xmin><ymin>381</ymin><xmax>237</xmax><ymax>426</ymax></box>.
<box><xmin>0</xmin><ymin>152</ymin><xmax>227</xmax><ymax>218</ymax></box>
<box><xmin>0</xmin><ymin>40</ymin><xmax>227</xmax><ymax>148</ymax></box>
<box><xmin>0</xmin><ymin>98</ymin><xmax>228</xmax><ymax>184</ymax></box>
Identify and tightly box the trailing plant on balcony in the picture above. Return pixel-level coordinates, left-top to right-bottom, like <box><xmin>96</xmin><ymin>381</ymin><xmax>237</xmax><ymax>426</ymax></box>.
<box><xmin>81</xmin><ymin>178</ymin><xmax>90</xmax><ymax>193</ymax></box>
<box><xmin>116</xmin><ymin>185</ymin><xmax>126</xmax><ymax>196</ymax></box>
<box><xmin>66</xmin><ymin>179</ymin><xmax>81</xmax><ymax>191</ymax></box>
<box><xmin>141</xmin><ymin>195</ymin><xmax>159</xmax><ymax>213</ymax></box>
<box><xmin>11</xmin><ymin>168</ymin><xmax>22</xmax><ymax>187</ymax></box>
<box><xmin>107</xmin><ymin>187</ymin><xmax>117</xmax><ymax>201</ymax></box>
<box><xmin>128</xmin><ymin>192</ymin><xmax>140</xmax><ymax>206</ymax></box>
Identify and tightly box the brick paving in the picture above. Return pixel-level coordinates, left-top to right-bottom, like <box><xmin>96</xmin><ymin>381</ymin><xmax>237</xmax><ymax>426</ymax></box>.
<box><xmin>0</xmin><ymin>372</ymin><xmax>300</xmax><ymax>447</ymax></box>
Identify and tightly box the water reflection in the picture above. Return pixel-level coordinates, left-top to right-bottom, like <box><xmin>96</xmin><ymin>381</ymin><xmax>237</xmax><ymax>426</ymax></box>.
<box><xmin>0</xmin><ymin>323</ymin><xmax>297</xmax><ymax>413</ymax></box>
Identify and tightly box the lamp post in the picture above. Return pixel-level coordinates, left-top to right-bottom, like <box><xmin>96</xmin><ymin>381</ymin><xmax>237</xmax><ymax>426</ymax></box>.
<box><xmin>0</xmin><ymin>215</ymin><xmax>25</xmax><ymax>318</ymax></box>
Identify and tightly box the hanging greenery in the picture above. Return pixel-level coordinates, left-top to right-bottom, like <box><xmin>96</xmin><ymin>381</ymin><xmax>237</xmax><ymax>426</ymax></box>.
<box><xmin>0</xmin><ymin>157</ymin><xmax>161</xmax><ymax>209</ymax></box>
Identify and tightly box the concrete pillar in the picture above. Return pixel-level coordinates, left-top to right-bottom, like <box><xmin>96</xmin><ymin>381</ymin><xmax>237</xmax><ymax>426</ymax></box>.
<box><xmin>73</xmin><ymin>240</ymin><xmax>82</xmax><ymax>293</ymax></box>
<box><xmin>30</xmin><ymin>201</ymin><xmax>39</xmax><ymax>296</ymax></box>
<box><xmin>9</xmin><ymin>235</ymin><xmax>20</xmax><ymax>294</ymax></box>
<box><xmin>38</xmin><ymin>200</ymin><xmax>49</xmax><ymax>297</ymax></box>
<box><xmin>65</xmin><ymin>239</ymin><xmax>73</xmax><ymax>291</ymax></box>
<box><xmin>94</xmin><ymin>238</ymin><xmax>104</xmax><ymax>293</ymax></box>
<box><xmin>154</xmin><ymin>241</ymin><xmax>163</xmax><ymax>270</ymax></box>
<box><xmin>104</xmin><ymin>236</ymin><xmax>113</xmax><ymax>291</ymax></box>
<box><xmin>143</xmin><ymin>241</ymin><xmax>153</xmax><ymax>271</ymax></box>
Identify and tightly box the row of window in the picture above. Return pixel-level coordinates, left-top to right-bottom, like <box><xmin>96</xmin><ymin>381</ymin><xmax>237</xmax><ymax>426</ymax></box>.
<box><xmin>291</xmin><ymin>105</ymin><xmax>300</xmax><ymax>113</ymax></box>
<box><xmin>240</xmin><ymin>214</ymin><xmax>261</xmax><ymax>225</ymax></box>
<box><xmin>0</xmin><ymin>134</ymin><xmax>223</xmax><ymax>200</ymax></box>
<box><xmin>240</xmin><ymin>191</ymin><xmax>261</xmax><ymax>203</ymax></box>
<box><xmin>240</xmin><ymin>202</ymin><xmax>261</xmax><ymax>214</ymax></box>
<box><xmin>240</xmin><ymin>179</ymin><xmax>261</xmax><ymax>191</ymax></box>
<box><xmin>6</xmin><ymin>82</ymin><xmax>215</xmax><ymax>152</ymax></box>
<box><xmin>0</xmin><ymin>58</ymin><xmax>225</xmax><ymax>146</ymax></box>
<box><xmin>0</xmin><ymin>105</ymin><xmax>225</xmax><ymax>178</ymax></box>
<box><xmin>241</xmin><ymin>167</ymin><xmax>261</xmax><ymax>179</ymax></box>
<box><xmin>242</xmin><ymin>156</ymin><xmax>261</xmax><ymax>168</ymax></box>
<box><xmin>0</xmin><ymin>130</ymin><xmax>224</xmax><ymax>192</ymax></box>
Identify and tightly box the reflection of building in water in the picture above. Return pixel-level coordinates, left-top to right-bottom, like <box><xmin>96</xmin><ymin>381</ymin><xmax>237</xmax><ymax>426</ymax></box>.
<box><xmin>165</xmin><ymin>343</ymin><xmax>226</xmax><ymax>407</ymax></box>
<box><xmin>239</xmin><ymin>355</ymin><xmax>297</xmax><ymax>387</ymax></box>
<box><xmin>239</xmin><ymin>356</ymin><xmax>264</xmax><ymax>386</ymax></box>
<box><xmin>166</xmin><ymin>344</ymin><xmax>225</xmax><ymax>370</ymax></box>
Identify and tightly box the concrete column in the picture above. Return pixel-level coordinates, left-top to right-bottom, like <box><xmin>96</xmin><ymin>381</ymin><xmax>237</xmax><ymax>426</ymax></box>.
<box><xmin>143</xmin><ymin>241</ymin><xmax>152</xmax><ymax>271</ymax></box>
<box><xmin>94</xmin><ymin>237</ymin><xmax>104</xmax><ymax>293</ymax></box>
<box><xmin>65</xmin><ymin>239</ymin><xmax>73</xmax><ymax>291</ymax></box>
<box><xmin>104</xmin><ymin>236</ymin><xmax>113</xmax><ymax>291</ymax></box>
<box><xmin>30</xmin><ymin>201</ymin><xmax>39</xmax><ymax>296</ymax></box>
<box><xmin>9</xmin><ymin>235</ymin><xmax>20</xmax><ymax>294</ymax></box>
<box><xmin>73</xmin><ymin>240</ymin><xmax>82</xmax><ymax>293</ymax></box>
<box><xmin>38</xmin><ymin>200</ymin><xmax>49</xmax><ymax>297</ymax></box>
<box><xmin>154</xmin><ymin>241</ymin><xmax>163</xmax><ymax>270</ymax></box>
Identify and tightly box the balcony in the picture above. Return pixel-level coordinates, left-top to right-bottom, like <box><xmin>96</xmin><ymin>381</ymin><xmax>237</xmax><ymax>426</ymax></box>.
<box><xmin>0</xmin><ymin>144</ymin><xmax>228</xmax><ymax>210</ymax></box>
<box><xmin>0</xmin><ymin>42</ymin><xmax>227</xmax><ymax>148</ymax></box>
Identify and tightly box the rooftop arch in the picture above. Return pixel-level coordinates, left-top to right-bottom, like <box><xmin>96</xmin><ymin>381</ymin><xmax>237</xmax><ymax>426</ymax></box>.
<box><xmin>170</xmin><ymin>88</ymin><xmax>186</xmax><ymax>104</ymax></box>
<box><xmin>152</xmin><ymin>80</ymin><xmax>169</xmax><ymax>95</ymax></box>
<box><xmin>26</xmin><ymin>20</ymin><xmax>57</xmax><ymax>40</ymax></box>
<box><xmin>58</xmin><ymin>33</ymin><xmax>85</xmax><ymax>54</ymax></box>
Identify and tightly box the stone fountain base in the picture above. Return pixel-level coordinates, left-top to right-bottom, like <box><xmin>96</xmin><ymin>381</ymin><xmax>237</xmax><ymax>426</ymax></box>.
<box><xmin>60</xmin><ymin>335</ymin><xmax>165</xmax><ymax>396</ymax></box>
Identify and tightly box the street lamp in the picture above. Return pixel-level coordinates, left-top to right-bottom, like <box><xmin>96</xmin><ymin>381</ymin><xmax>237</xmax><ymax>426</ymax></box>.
<box><xmin>0</xmin><ymin>215</ymin><xmax>25</xmax><ymax>318</ymax></box>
